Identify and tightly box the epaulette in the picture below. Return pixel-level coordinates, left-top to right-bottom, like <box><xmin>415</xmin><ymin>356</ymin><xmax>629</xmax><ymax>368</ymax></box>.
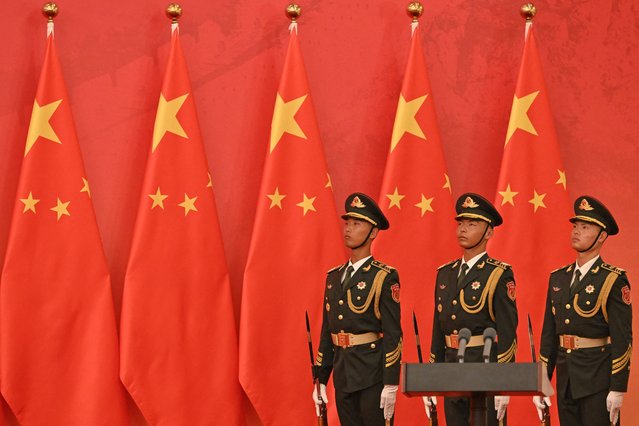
<box><xmin>486</xmin><ymin>258</ymin><xmax>510</xmax><ymax>270</ymax></box>
<box><xmin>551</xmin><ymin>263</ymin><xmax>573</xmax><ymax>274</ymax></box>
<box><xmin>602</xmin><ymin>263</ymin><xmax>625</xmax><ymax>275</ymax></box>
<box><xmin>371</xmin><ymin>260</ymin><xmax>394</xmax><ymax>273</ymax></box>
<box><xmin>437</xmin><ymin>259</ymin><xmax>459</xmax><ymax>270</ymax></box>
<box><xmin>327</xmin><ymin>264</ymin><xmax>344</xmax><ymax>274</ymax></box>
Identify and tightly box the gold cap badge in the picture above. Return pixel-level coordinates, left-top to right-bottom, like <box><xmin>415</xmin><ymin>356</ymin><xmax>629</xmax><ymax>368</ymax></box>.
<box><xmin>350</xmin><ymin>196</ymin><xmax>366</xmax><ymax>208</ymax></box>
<box><xmin>461</xmin><ymin>196</ymin><xmax>479</xmax><ymax>208</ymax></box>
<box><xmin>579</xmin><ymin>199</ymin><xmax>594</xmax><ymax>211</ymax></box>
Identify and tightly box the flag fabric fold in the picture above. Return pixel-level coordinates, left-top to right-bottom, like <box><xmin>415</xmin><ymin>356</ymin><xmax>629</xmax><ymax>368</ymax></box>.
<box><xmin>374</xmin><ymin>24</ymin><xmax>458</xmax><ymax>424</ymax></box>
<box><xmin>119</xmin><ymin>26</ymin><xmax>244</xmax><ymax>425</ymax></box>
<box><xmin>0</xmin><ymin>30</ymin><xmax>128</xmax><ymax>424</ymax></box>
<box><xmin>490</xmin><ymin>23</ymin><xmax>572</xmax><ymax>424</ymax></box>
<box><xmin>239</xmin><ymin>26</ymin><xmax>345</xmax><ymax>425</ymax></box>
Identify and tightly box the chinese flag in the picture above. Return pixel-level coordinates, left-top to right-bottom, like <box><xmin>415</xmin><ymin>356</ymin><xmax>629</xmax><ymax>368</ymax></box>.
<box><xmin>374</xmin><ymin>24</ymin><xmax>457</xmax><ymax>424</ymax></box>
<box><xmin>119</xmin><ymin>26</ymin><xmax>244</xmax><ymax>424</ymax></box>
<box><xmin>239</xmin><ymin>26</ymin><xmax>344</xmax><ymax>425</ymax></box>
<box><xmin>490</xmin><ymin>23</ymin><xmax>572</xmax><ymax>424</ymax></box>
<box><xmin>0</xmin><ymin>30</ymin><xmax>128</xmax><ymax>424</ymax></box>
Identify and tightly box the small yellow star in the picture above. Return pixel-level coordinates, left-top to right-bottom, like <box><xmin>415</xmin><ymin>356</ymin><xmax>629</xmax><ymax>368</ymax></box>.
<box><xmin>267</xmin><ymin>187</ymin><xmax>286</xmax><ymax>209</ymax></box>
<box><xmin>415</xmin><ymin>194</ymin><xmax>435</xmax><ymax>216</ymax></box>
<box><xmin>80</xmin><ymin>178</ymin><xmax>91</xmax><ymax>198</ymax></box>
<box><xmin>178</xmin><ymin>193</ymin><xmax>198</xmax><ymax>216</ymax></box>
<box><xmin>270</xmin><ymin>93</ymin><xmax>307</xmax><ymax>153</ymax></box>
<box><xmin>148</xmin><ymin>187</ymin><xmax>168</xmax><ymax>210</ymax></box>
<box><xmin>50</xmin><ymin>197</ymin><xmax>70</xmax><ymax>221</ymax></box>
<box><xmin>386</xmin><ymin>187</ymin><xmax>405</xmax><ymax>209</ymax></box>
<box><xmin>529</xmin><ymin>190</ymin><xmax>547</xmax><ymax>213</ymax></box>
<box><xmin>25</xmin><ymin>99</ymin><xmax>63</xmax><ymax>156</ymax></box>
<box><xmin>296</xmin><ymin>193</ymin><xmax>317</xmax><ymax>216</ymax></box>
<box><xmin>443</xmin><ymin>174</ymin><xmax>452</xmax><ymax>193</ymax></box>
<box><xmin>556</xmin><ymin>170</ymin><xmax>567</xmax><ymax>190</ymax></box>
<box><xmin>391</xmin><ymin>94</ymin><xmax>427</xmax><ymax>151</ymax></box>
<box><xmin>207</xmin><ymin>173</ymin><xmax>213</xmax><ymax>188</ymax></box>
<box><xmin>325</xmin><ymin>173</ymin><xmax>332</xmax><ymax>189</ymax></box>
<box><xmin>498</xmin><ymin>184</ymin><xmax>519</xmax><ymax>206</ymax></box>
<box><xmin>20</xmin><ymin>192</ymin><xmax>40</xmax><ymax>214</ymax></box>
<box><xmin>505</xmin><ymin>91</ymin><xmax>539</xmax><ymax>145</ymax></box>
<box><xmin>152</xmin><ymin>93</ymin><xmax>189</xmax><ymax>152</ymax></box>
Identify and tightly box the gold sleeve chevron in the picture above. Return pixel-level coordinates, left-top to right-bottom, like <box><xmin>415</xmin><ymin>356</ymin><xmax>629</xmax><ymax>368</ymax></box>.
<box><xmin>612</xmin><ymin>344</ymin><xmax>632</xmax><ymax>375</ymax></box>
<box><xmin>498</xmin><ymin>340</ymin><xmax>517</xmax><ymax>363</ymax></box>
<box><xmin>539</xmin><ymin>353</ymin><xmax>549</xmax><ymax>366</ymax></box>
<box><xmin>385</xmin><ymin>339</ymin><xmax>402</xmax><ymax>368</ymax></box>
<box><xmin>429</xmin><ymin>353</ymin><xmax>436</xmax><ymax>363</ymax></box>
<box><xmin>315</xmin><ymin>351</ymin><xmax>324</xmax><ymax>366</ymax></box>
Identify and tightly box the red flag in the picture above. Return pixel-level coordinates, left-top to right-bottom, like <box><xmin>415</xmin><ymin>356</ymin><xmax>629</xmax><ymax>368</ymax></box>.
<box><xmin>490</xmin><ymin>23</ymin><xmax>572</xmax><ymax>424</ymax></box>
<box><xmin>0</xmin><ymin>27</ymin><xmax>128</xmax><ymax>424</ymax></box>
<box><xmin>119</xmin><ymin>25</ymin><xmax>244</xmax><ymax>424</ymax></box>
<box><xmin>239</xmin><ymin>25</ymin><xmax>345</xmax><ymax>425</ymax></box>
<box><xmin>374</xmin><ymin>24</ymin><xmax>458</xmax><ymax>424</ymax></box>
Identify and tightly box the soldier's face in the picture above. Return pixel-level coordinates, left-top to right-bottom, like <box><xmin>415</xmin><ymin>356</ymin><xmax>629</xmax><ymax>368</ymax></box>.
<box><xmin>456</xmin><ymin>219</ymin><xmax>491</xmax><ymax>248</ymax></box>
<box><xmin>571</xmin><ymin>221</ymin><xmax>606</xmax><ymax>251</ymax></box>
<box><xmin>343</xmin><ymin>218</ymin><xmax>376</xmax><ymax>248</ymax></box>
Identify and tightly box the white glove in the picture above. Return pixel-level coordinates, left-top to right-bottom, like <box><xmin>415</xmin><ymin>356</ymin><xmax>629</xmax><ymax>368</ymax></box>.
<box><xmin>607</xmin><ymin>391</ymin><xmax>624</xmax><ymax>424</ymax></box>
<box><xmin>494</xmin><ymin>395</ymin><xmax>510</xmax><ymax>421</ymax></box>
<box><xmin>312</xmin><ymin>383</ymin><xmax>328</xmax><ymax>417</ymax></box>
<box><xmin>380</xmin><ymin>384</ymin><xmax>398</xmax><ymax>420</ymax></box>
<box><xmin>532</xmin><ymin>395</ymin><xmax>551</xmax><ymax>421</ymax></box>
<box><xmin>422</xmin><ymin>396</ymin><xmax>437</xmax><ymax>419</ymax></box>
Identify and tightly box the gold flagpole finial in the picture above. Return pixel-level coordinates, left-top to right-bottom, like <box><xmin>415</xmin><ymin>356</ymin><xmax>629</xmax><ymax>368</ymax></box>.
<box><xmin>166</xmin><ymin>3</ymin><xmax>183</xmax><ymax>23</ymax></box>
<box><xmin>285</xmin><ymin>4</ymin><xmax>301</xmax><ymax>22</ymax></box>
<box><xmin>42</xmin><ymin>2</ymin><xmax>58</xmax><ymax>22</ymax></box>
<box><xmin>407</xmin><ymin>2</ymin><xmax>424</xmax><ymax>22</ymax></box>
<box><xmin>520</xmin><ymin>3</ymin><xmax>537</xmax><ymax>21</ymax></box>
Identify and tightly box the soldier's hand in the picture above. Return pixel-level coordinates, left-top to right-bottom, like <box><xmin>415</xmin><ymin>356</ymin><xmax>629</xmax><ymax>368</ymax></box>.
<box><xmin>422</xmin><ymin>396</ymin><xmax>437</xmax><ymax>419</ymax></box>
<box><xmin>380</xmin><ymin>384</ymin><xmax>398</xmax><ymax>419</ymax></box>
<box><xmin>532</xmin><ymin>395</ymin><xmax>551</xmax><ymax>421</ymax></box>
<box><xmin>607</xmin><ymin>391</ymin><xmax>624</xmax><ymax>424</ymax></box>
<box><xmin>494</xmin><ymin>395</ymin><xmax>510</xmax><ymax>421</ymax></box>
<box><xmin>312</xmin><ymin>383</ymin><xmax>328</xmax><ymax>417</ymax></box>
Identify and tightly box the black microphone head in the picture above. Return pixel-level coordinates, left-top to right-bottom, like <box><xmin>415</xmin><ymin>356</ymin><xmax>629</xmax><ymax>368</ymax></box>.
<box><xmin>459</xmin><ymin>328</ymin><xmax>472</xmax><ymax>342</ymax></box>
<box><xmin>483</xmin><ymin>327</ymin><xmax>497</xmax><ymax>341</ymax></box>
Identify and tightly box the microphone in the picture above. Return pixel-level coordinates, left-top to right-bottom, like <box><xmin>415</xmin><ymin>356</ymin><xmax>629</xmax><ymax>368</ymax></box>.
<box><xmin>456</xmin><ymin>328</ymin><xmax>472</xmax><ymax>363</ymax></box>
<box><xmin>482</xmin><ymin>327</ymin><xmax>497</xmax><ymax>363</ymax></box>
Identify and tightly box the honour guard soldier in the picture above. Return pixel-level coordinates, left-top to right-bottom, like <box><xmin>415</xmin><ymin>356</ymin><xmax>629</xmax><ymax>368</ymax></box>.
<box><xmin>313</xmin><ymin>193</ymin><xmax>402</xmax><ymax>425</ymax></box>
<box><xmin>534</xmin><ymin>196</ymin><xmax>632</xmax><ymax>425</ymax></box>
<box><xmin>424</xmin><ymin>193</ymin><xmax>518</xmax><ymax>425</ymax></box>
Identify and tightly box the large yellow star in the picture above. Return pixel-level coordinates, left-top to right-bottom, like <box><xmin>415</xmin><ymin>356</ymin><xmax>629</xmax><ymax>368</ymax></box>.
<box><xmin>25</xmin><ymin>99</ymin><xmax>63</xmax><ymax>156</ymax></box>
<box><xmin>148</xmin><ymin>187</ymin><xmax>168</xmax><ymax>209</ymax></box>
<box><xmin>267</xmin><ymin>187</ymin><xmax>286</xmax><ymax>209</ymax></box>
<box><xmin>80</xmin><ymin>178</ymin><xmax>91</xmax><ymax>198</ymax></box>
<box><xmin>556</xmin><ymin>170</ymin><xmax>567</xmax><ymax>190</ymax></box>
<box><xmin>529</xmin><ymin>190</ymin><xmax>547</xmax><ymax>213</ymax></box>
<box><xmin>178</xmin><ymin>193</ymin><xmax>198</xmax><ymax>216</ymax></box>
<box><xmin>20</xmin><ymin>192</ymin><xmax>40</xmax><ymax>214</ymax></box>
<box><xmin>443</xmin><ymin>173</ymin><xmax>452</xmax><ymax>193</ymax></box>
<box><xmin>296</xmin><ymin>193</ymin><xmax>316</xmax><ymax>216</ymax></box>
<box><xmin>415</xmin><ymin>194</ymin><xmax>434</xmax><ymax>216</ymax></box>
<box><xmin>386</xmin><ymin>187</ymin><xmax>405</xmax><ymax>209</ymax></box>
<box><xmin>390</xmin><ymin>94</ymin><xmax>427</xmax><ymax>152</ymax></box>
<box><xmin>505</xmin><ymin>91</ymin><xmax>539</xmax><ymax>145</ymax></box>
<box><xmin>152</xmin><ymin>93</ymin><xmax>189</xmax><ymax>152</ymax></box>
<box><xmin>498</xmin><ymin>184</ymin><xmax>519</xmax><ymax>206</ymax></box>
<box><xmin>270</xmin><ymin>93</ymin><xmax>307</xmax><ymax>153</ymax></box>
<box><xmin>50</xmin><ymin>197</ymin><xmax>70</xmax><ymax>220</ymax></box>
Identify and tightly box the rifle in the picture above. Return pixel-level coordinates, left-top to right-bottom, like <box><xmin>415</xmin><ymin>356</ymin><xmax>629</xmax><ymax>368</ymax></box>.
<box><xmin>413</xmin><ymin>312</ymin><xmax>438</xmax><ymax>425</ymax></box>
<box><xmin>528</xmin><ymin>314</ymin><xmax>550</xmax><ymax>425</ymax></box>
<box><xmin>306</xmin><ymin>311</ymin><xmax>328</xmax><ymax>425</ymax></box>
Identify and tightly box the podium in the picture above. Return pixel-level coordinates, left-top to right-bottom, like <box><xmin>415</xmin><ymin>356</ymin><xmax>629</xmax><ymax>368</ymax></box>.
<box><xmin>402</xmin><ymin>362</ymin><xmax>553</xmax><ymax>426</ymax></box>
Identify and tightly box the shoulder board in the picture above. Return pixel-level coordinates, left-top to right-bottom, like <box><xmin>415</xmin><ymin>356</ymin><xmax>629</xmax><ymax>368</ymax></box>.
<box><xmin>371</xmin><ymin>260</ymin><xmax>394</xmax><ymax>273</ymax></box>
<box><xmin>327</xmin><ymin>264</ymin><xmax>344</xmax><ymax>274</ymax></box>
<box><xmin>551</xmin><ymin>263</ymin><xmax>573</xmax><ymax>274</ymax></box>
<box><xmin>602</xmin><ymin>263</ymin><xmax>625</xmax><ymax>275</ymax></box>
<box><xmin>486</xmin><ymin>258</ymin><xmax>510</xmax><ymax>270</ymax></box>
<box><xmin>437</xmin><ymin>259</ymin><xmax>459</xmax><ymax>270</ymax></box>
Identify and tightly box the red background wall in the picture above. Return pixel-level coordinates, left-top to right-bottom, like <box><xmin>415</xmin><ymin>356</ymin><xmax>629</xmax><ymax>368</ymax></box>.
<box><xmin>1</xmin><ymin>0</ymin><xmax>637</xmax><ymax>424</ymax></box>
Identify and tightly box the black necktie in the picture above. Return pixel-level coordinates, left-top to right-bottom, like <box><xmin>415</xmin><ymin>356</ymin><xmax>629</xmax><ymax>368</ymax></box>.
<box><xmin>342</xmin><ymin>265</ymin><xmax>354</xmax><ymax>290</ymax></box>
<box><xmin>571</xmin><ymin>269</ymin><xmax>582</xmax><ymax>288</ymax></box>
<box><xmin>457</xmin><ymin>263</ymin><xmax>469</xmax><ymax>289</ymax></box>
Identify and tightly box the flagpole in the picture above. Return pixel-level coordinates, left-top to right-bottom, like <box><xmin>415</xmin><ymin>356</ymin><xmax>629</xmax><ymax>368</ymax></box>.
<box><xmin>286</xmin><ymin>3</ymin><xmax>301</xmax><ymax>34</ymax></box>
<box><xmin>520</xmin><ymin>3</ymin><xmax>537</xmax><ymax>39</ymax></box>
<box><xmin>407</xmin><ymin>2</ymin><xmax>423</xmax><ymax>36</ymax></box>
<box><xmin>166</xmin><ymin>2</ymin><xmax>182</xmax><ymax>33</ymax></box>
<box><xmin>42</xmin><ymin>2</ymin><xmax>58</xmax><ymax>37</ymax></box>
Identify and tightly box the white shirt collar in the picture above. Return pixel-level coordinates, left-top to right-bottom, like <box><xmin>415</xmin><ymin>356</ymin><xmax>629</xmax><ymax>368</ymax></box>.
<box><xmin>574</xmin><ymin>256</ymin><xmax>600</xmax><ymax>279</ymax></box>
<box><xmin>348</xmin><ymin>255</ymin><xmax>372</xmax><ymax>273</ymax></box>
<box><xmin>461</xmin><ymin>251</ymin><xmax>487</xmax><ymax>271</ymax></box>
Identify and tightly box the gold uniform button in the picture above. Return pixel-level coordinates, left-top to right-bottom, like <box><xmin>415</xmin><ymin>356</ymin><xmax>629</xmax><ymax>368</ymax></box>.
<box><xmin>452</xmin><ymin>300</ymin><xmax>458</xmax><ymax>305</ymax></box>
<box><xmin>565</xmin><ymin>304</ymin><xmax>571</xmax><ymax>309</ymax></box>
<box><xmin>371</xmin><ymin>343</ymin><xmax>376</xmax><ymax>349</ymax></box>
<box><xmin>338</xmin><ymin>300</ymin><xmax>344</xmax><ymax>305</ymax></box>
<box><xmin>567</xmin><ymin>349</ymin><xmax>572</xmax><ymax>354</ymax></box>
<box><xmin>451</xmin><ymin>315</ymin><xmax>457</xmax><ymax>320</ymax></box>
<box><xmin>453</xmin><ymin>330</ymin><xmax>458</xmax><ymax>335</ymax></box>
<box><xmin>564</xmin><ymin>319</ymin><xmax>570</xmax><ymax>324</ymax></box>
<box><xmin>338</xmin><ymin>315</ymin><xmax>343</xmax><ymax>320</ymax></box>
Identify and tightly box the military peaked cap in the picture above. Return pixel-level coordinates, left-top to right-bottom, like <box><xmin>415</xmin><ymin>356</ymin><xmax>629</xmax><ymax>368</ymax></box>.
<box><xmin>570</xmin><ymin>195</ymin><xmax>618</xmax><ymax>235</ymax></box>
<box><xmin>455</xmin><ymin>192</ymin><xmax>503</xmax><ymax>227</ymax></box>
<box><xmin>341</xmin><ymin>193</ymin><xmax>389</xmax><ymax>230</ymax></box>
